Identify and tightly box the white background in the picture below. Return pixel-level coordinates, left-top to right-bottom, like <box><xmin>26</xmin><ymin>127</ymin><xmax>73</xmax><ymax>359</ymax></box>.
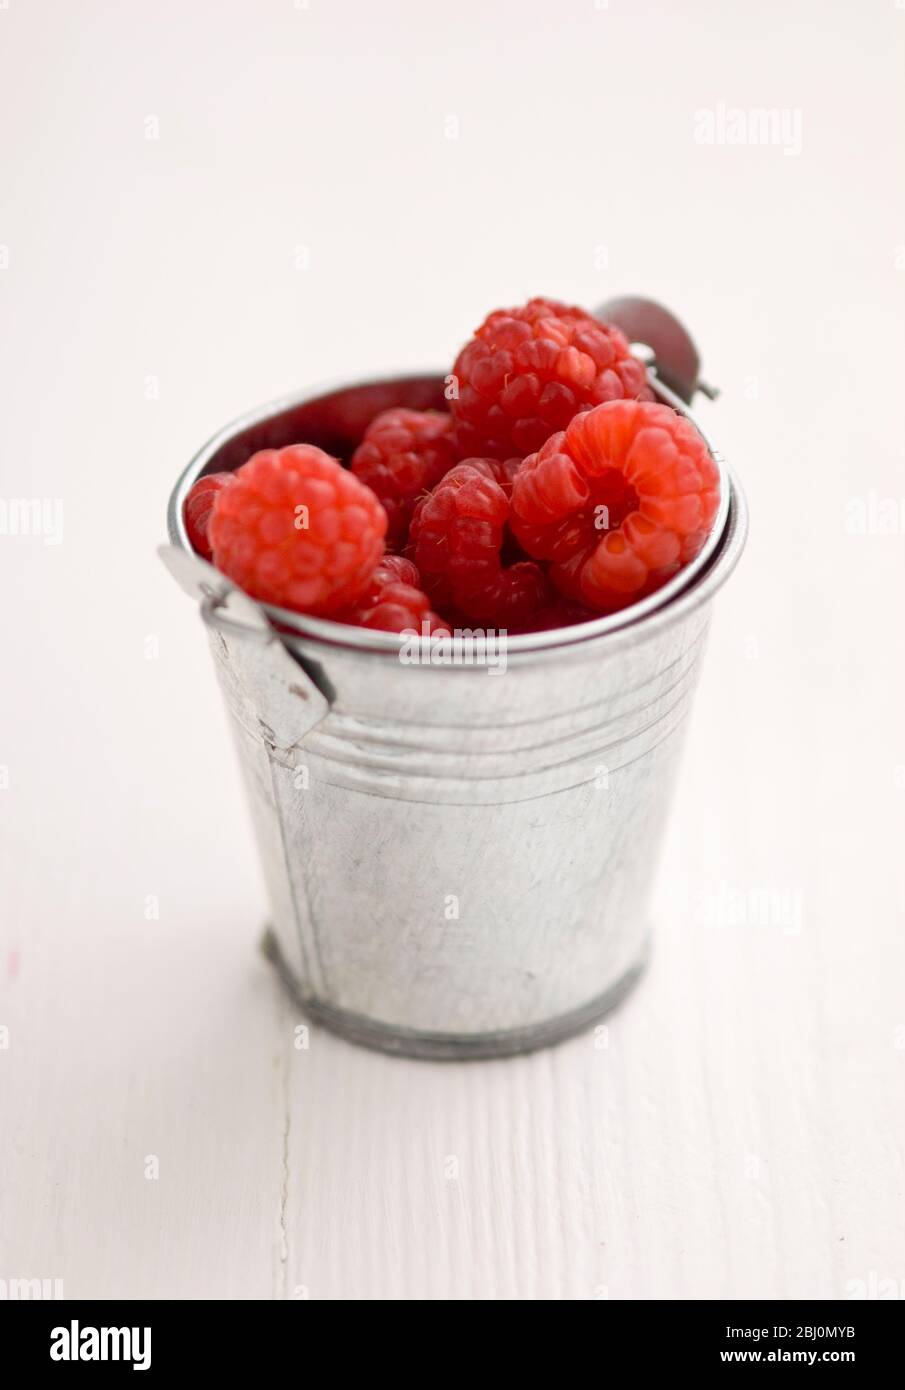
<box><xmin>1</xmin><ymin>0</ymin><xmax>904</xmax><ymax>1300</ymax></box>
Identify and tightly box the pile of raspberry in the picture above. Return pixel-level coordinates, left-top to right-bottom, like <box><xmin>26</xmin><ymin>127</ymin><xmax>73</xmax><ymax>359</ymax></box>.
<box><xmin>184</xmin><ymin>297</ymin><xmax>720</xmax><ymax>635</ymax></box>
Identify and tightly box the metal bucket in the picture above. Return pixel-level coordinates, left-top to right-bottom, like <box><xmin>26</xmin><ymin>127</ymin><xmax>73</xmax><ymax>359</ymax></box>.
<box><xmin>164</xmin><ymin>373</ymin><xmax>747</xmax><ymax>1059</ymax></box>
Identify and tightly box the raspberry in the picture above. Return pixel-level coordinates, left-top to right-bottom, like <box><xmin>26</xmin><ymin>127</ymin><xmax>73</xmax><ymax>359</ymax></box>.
<box><xmin>480</xmin><ymin>455</ymin><xmax>524</xmax><ymax>496</ymax></box>
<box><xmin>183</xmin><ymin>472</ymin><xmax>234</xmax><ymax>561</ymax></box>
<box><xmin>409</xmin><ymin>461</ymin><xmax>549</xmax><ymax>628</ymax></box>
<box><xmin>508</xmin><ymin>599</ymin><xmax>599</xmax><ymax>635</ymax></box>
<box><xmin>361</xmin><ymin>553</ymin><xmax>421</xmax><ymax>591</ymax></box>
<box><xmin>338</xmin><ymin>555</ymin><xmax>449</xmax><ymax>634</ymax></box>
<box><xmin>450</xmin><ymin>297</ymin><xmax>653</xmax><ymax>459</ymax></box>
<box><xmin>350</xmin><ymin>408</ymin><xmax>458</xmax><ymax>548</ymax></box>
<box><xmin>209</xmin><ymin>444</ymin><xmax>386</xmax><ymax>616</ymax></box>
<box><xmin>511</xmin><ymin>399</ymin><xmax>720</xmax><ymax>611</ymax></box>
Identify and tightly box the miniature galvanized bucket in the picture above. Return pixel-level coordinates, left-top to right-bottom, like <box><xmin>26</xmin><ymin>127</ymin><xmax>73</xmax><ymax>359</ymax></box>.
<box><xmin>163</xmin><ymin>369</ymin><xmax>746</xmax><ymax>1059</ymax></box>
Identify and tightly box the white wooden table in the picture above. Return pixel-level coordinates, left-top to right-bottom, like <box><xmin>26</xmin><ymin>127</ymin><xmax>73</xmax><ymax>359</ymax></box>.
<box><xmin>2</xmin><ymin>0</ymin><xmax>903</xmax><ymax>1300</ymax></box>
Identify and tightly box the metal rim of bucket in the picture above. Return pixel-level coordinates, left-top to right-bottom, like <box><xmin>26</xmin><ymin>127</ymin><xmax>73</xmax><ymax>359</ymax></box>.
<box><xmin>168</xmin><ymin>371</ymin><xmax>744</xmax><ymax>658</ymax></box>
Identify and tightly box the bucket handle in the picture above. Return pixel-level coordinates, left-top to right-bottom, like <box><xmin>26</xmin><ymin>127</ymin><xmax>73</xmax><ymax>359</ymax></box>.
<box><xmin>158</xmin><ymin>543</ymin><xmax>334</xmax><ymax>737</ymax></box>
<box><xmin>594</xmin><ymin>297</ymin><xmax>718</xmax><ymax>404</ymax></box>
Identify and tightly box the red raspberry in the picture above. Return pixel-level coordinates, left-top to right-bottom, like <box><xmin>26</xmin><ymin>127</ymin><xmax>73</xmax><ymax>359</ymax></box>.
<box><xmin>338</xmin><ymin>555</ymin><xmax>449</xmax><ymax>634</ymax></box>
<box><xmin>359</xmin><ymin>553</ymin><xmax>421</xmax><ymax>591</ymax></box>
<box><xmin>450</xmin><ymin>297</ymin><xmax>653</xmax><ymax>459</ymax></box>
<box><xmin>480</xmin><ymin>455</ymin><xmax>524</xmax><ymax>496</ymax></box>
<box><xmin>409</xmin><ymin>461</ymin><xmax>549</xmax><ymax>628</ymax></box>
<box><xmin>511</xmin><ymin>399</ymin><xmax>720</xmax><ymax>611</ymax></box>
<box><xmin>350</xmin><ymin>408</ymin><xmax>458</xmax><ymax>548</ymax></box>
<box><xmin>183</xmin><ymin>472</ymin><xmax>234</xmax><ymax>561</ymax></box>
<box><xmin>209</xmin><ymin>444</ymin><xmax>386</xmax><ymax>616</ymax></box>
<box><xmin>509</xmin><ymin>599</ymin><xmax>600</xmax><ymax>635</ymax></box>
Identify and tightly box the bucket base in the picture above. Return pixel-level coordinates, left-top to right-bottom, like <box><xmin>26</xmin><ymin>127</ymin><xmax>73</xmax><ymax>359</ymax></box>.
<box><xmin>260</xmin><ymin>928</ymin><xmax>648</xmax><ymax>1061</ymax></box>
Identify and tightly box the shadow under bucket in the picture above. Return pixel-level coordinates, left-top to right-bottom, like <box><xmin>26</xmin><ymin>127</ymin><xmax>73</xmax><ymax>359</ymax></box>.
<box><xmin>165</xmin><ymin>373</ymin><xmax>747</xmax><ymax>1059</ymax></box>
